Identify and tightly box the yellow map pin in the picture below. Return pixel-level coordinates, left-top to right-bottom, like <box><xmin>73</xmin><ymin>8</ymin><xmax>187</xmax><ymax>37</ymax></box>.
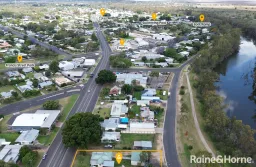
<box><xmin>152</xmin><ymin>13</ymin><xmax>157</xmax><ymax>20</ymax></box>
<box><xmin>17</xmin><ymin>55</ymin><xmax>22</xmax><ymax>63</ymax></box>
<box><xmin>100</xmin><ymin>8</ymin><xmax>106</xmax><ymax>16</ymax></box>
<box><xmin>115</xmin><ymin>152</ymin><xmax>123</xmax><ymax>164</ymax></box>
<box><xmin>199</xmin><ymin>14</ymin><xmax>205</xmax><ymax>22</ymax></box>
<box><xmin>120</xmin><ymin>38</ymin><xmax>125</xmax><ymax>46</ymax></box>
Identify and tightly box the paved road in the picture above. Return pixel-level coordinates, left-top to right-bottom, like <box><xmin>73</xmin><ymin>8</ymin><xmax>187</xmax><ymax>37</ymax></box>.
<box><xmin>38</xmin><ymin>22</ymin><xmax>112</xmax><ymax>167</ymax></box>
<box><xmin>0</xmin><ymin>86</ymin><xmax>81</xmax><ymax>115</ymax></box>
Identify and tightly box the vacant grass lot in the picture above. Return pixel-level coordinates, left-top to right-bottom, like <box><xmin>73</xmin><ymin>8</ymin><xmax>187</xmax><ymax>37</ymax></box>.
<box><xmin>0</xmin><ymin>85</ymin><xmax>15</xmax><ymax>92</ymax></box>
<box><xmin>115</xmin><ymin>134</ymin><xmax>155</xmax><ymax>149</ymax></box>
<box><xmin>73</xmin><ymin>153</ymin><xmax>91</xmax><ymax>167</ymax></box>
<box><xmin>93</xmin><ymin>107</ymin><xmax>111</xmax><ymax>119</ymax></box>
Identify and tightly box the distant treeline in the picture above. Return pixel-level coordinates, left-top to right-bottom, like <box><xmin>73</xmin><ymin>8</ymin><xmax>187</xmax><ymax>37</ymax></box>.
<box><xmin>191</xmin><ymin>23</ymin><xmax>256</xmax><ymax>166</ymax></box>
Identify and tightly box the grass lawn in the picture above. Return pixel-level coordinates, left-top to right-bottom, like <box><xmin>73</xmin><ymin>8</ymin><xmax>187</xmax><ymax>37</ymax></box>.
<box><xmin>115</xmin><ymin>134</ymin><xmax>155</xmax><ymax>149</ymax></box>
<box><xmin>35</xmin><ymin>151</ymin><xmax>44</xmax><ymax>167</ymax></box>
<box><xmin>0</xmin><ymin>63</ymin><xmax>6</xmax><ymax>70</ymax></box>
<box><xmin>0</xmin><ymin>85</ymin><xmax>15</xmax><ymax>92</ymax></box>
<box><xmin>128</xmin><ymin>105</ymin><xmax>140</xmax><ymax>119</ymax></box>
<box><xmin>59</xmin><ymin>94</ymin><xmax>79</xmax><ymax>122</ymax></box>
<box><xmin>133</xmin><ymin>91</ymin><xmax>142</xmax><ymax>100</ymax></box>
<box><xmin>115</xmin><ymin>159</ymin><xmax>132</xmax><ymax>167</ymax></box>
<box><xmin>25</xmin><ymin>72</ymin><xmax>34</xmax><ymax>79</ymax></box>
<box><xmin>156</xmin><ymin>90</ymin><xmax>168</xmax><ymax>100</ymax></box>
<box><xmin>73</xmin><ymin>153</ymin><xmax>91</xmax><ymax>167</ymax></box>
<box><xmin>0</xmin><ymin>132</ymin><xmax>19</xmax><ymax>143</ymax></box>
<box><xmin>93</xmin><ymin>107</ymin><xmax>111</xmax><ymax>119</ymax></box>
<box><xmin>0</xmin><ymin>114</ymin><xmax>12</xmax><ymax>132</ymax></box>
<box><xmin>37</xmin><ymin>127</ymin><xmax>59</xmax><ymax>146</ymax></box>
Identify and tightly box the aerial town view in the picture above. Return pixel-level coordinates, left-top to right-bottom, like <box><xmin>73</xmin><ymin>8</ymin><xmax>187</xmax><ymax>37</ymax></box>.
<box><xmin>0</xmin><ymin>0</ymin><xmax>255</xmax><ymax>167</ymax></box>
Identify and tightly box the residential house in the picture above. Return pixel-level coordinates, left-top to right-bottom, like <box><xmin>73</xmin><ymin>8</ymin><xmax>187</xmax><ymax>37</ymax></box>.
<box><xmin>17</xmin><ymin>85</ymin><xmax>33</xmax><ymax>93</ymax></box>
<box><xmin>136</xmin><ymin>100</ymin><xmax>150</xmax><ymax>106</ymax></box>
<box><xmin>140</xmin><ymin>107</ymin><xmax>154</xmax><ymax>120</ymax></box>
<box><xmin>134</xmin><ymin>141</ymin><xmax>153</xmax><ymax>150</ymax></box>
<box><xmin>5</xmin><ymin>71</ymin><xmax>20</xmax><ymax>78</ymax></box>
<box><xmin>152</xmin><ymin>33</ymin><xmax>175</xmax><ymax>41</ymax></box>
<box><xmin>116</xmin><ymin>73</ymin><xmax>148</xmax><ymax>87</ymax></box>
<box><xmin>179</xmin><ymin>51</ymin><xmax>189</xmax><ymax>57</ymax></box>
<box><xmin>109</xmin><ymin>86</ymin><xmax>121</xmax><ymax>96</ymax></box>
<box><xmin>15</xmin><ymin>129</ymin><xmax>39</xmax><ymax>145</ymax></box>
<box><xmin>39</xmin><ymin>64</ymin><xmax>49</xmax><ymax>70</ymax></box>
<box><xmin>155</xmin><ymin>62</ymin><xmax>168</xmax><ymax>67</ymax></box>
<box><xmin>142</xmin><ymin>89</ymin><xmax>156</xmax><ymax>97</ymax></box>
<box><xmin>0</xmin><ymin>41</ymin><xmax>12</xmax><ymax>49</ymax></box>
<box><xmin>0</xmin><ymin>90</ymin><xmax>13</xmax><ymax>99</ymax></box>
<box><xmin>39</xmin><ymin>81</ymin><xmax>53</xmax><ymax>89</ymax></box>
<box><xmin>90</xmin><ymin>152</ymin><xmax>114</xmax><ymax>167</ymax></box>
<box><xmin>131</xmin><ymin>152</ymin><xmax>144</xmax><ymax>166</ymax></box>
<box><xmin>110</xmin><ymin>102</ymin><xmax>128</xmax><ymax>118</ymax></box>
<box><xmin>101</xmin><ymin>132</ymin><xmax>120</xmax><ymax>143</ymax></box>
<box><xmin>135</xmin><ymin>38</ymin><xmax>149</xmax><ymax>48</ymax></box>
<box><xmin>134</xmin><ymin>62</ymin><xmax>145</xmax><ymax>67</ymax></box>
<box><xmin>11</xmin><ymin>110</ymin><xmax>60</xmax><ymax>131</ymax></box>
<box><xmin>54</xmin><ymin>76</ymin><xmax>72</xmax><ymax>86</ymax></box>
<box><xmin>0</xmin><ymin>145</ymin><xmax>22</xmax><ymax>163</ymax></box>
<box><xmin>62</xmin><ymin>71</ymin><xmax>84</xmax><ymax>78</ymax></box>
<box><xmin>22</xmin><ymin>67</ymin><xmax>33</xmax><ymax>73</ymax></box>
<box><xmin>101</xmin><ymin>117</ymin><xmax>120</xmax><ymax>131</ymax></box>
<box><xmin>129</xmin><ymin>122</ymin><xmax>155</xmax><ymax>133</ymax></box>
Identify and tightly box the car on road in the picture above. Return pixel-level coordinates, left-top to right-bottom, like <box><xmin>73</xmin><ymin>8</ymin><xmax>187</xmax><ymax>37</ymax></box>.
<box><xmin>104</xmin><ymin>145</ymin><xmax>112</xmax><ymax>148</ymax></box>
<box><xmin>42</xmin><ymin>154</ymin><xmax>47</xmax><ymax>160</ymax></box>
<box><xmin>88</xmin><ymin>90</ymin><xmax>90</xmax><ymax>93</ymax></box>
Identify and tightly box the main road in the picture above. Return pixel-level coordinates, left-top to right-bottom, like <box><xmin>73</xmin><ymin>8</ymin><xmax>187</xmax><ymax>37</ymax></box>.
<box><xmin>38</xmin><ymin>22</ymin><xmax>112</xmax><ymax>167</ymax></box>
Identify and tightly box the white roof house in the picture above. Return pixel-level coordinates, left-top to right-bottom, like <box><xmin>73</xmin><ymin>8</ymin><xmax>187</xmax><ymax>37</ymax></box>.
<box><xmin>15</xmin><ymin>129</ymin><xmax>39</xmax><ymax>145</ymax></box>
<box><xmin>179</xmin><ymin>51</ymin><xmax>189</xmax><ymax>57</ymax></box>
<box><xmin>101</xmin><ymin>132</ymin><xmax>120</xmax><ymax>143</ymax></box>
<box><xmin>142</xmin><ymin>89</ymin><xmax>156</xmax><ymax>97</ymax></box>
<box><xmin>39</xmin><ymin>81</ymin><xmax>53</xmax><ymax>88</ymax></box>
<box><xmin>0</xmin><ymin>91</ymin><xmax>13</xmax><ymax>99</ymax></box>
<box><xmin>129</xmin><ymin>122</ymin><xmax>155</xmax><ymax>133</ymax></box>
<box><xmin>11</xmin><ymin>110</ymin><xmax>60</xmax><ymax>131</ymax></box>
<box><xmin>116</xmin><ymin>73</ymin><xmax>148</xmax><ymax>87</ymax></box>
<box><xmin>110</xmin><ymin>103</ymin><xmax>128</xmax><ymax>117</ymax></box>
<box><xmin>17</xmin><ymin>85</ymin><xmax>33</xmax><ymax>93</ymax></box>
<box><xmin>62</xmin><ymin>71</ymin><xmax>84</xmax><ymax>78</ymax></box>
<box><xmin>135</xmin><ymin>38</ymin><xmax>149</xmax><ymax>47</ymax></box>
<box><xmin>0</xmin><ymin>139</ymin><xmax>11</xmax><ymax>146</ymax></box>
<box><xmin>140</xmin><ymin>107</ymin><xmax>154</xmax><ymax>120</ymax></box>
<box><xmin>59</xmin><ymin>61</ymin><xmax>75</xmax><ymax>71</ymax></box>
<box><xmin>0</xmin><ymin>145</ymin><xmax>22</xmax><ymax>163</ymax></box>
<box><xmin>22</xmin><ymin>67</ymin><xmax>33</xmax><ymax>73</ymax></box>
<box><xmin>39</xmin><ymin>64</ymin><xmax>49</xmax><ymax>70</ymax></box>
<box><xmin>84</xmin><ymin>59</ymin><xmax>96</xmax><ymax>66</ymax></box>
<box><xmin>101</xmin><ymin>117</ymin><xmax>120</xmax><ymax>131</ymax></box>
<box><xmin>152</xmin><ymin>33</ymin><xmax>175</xmax><ymax>41</ymax></box>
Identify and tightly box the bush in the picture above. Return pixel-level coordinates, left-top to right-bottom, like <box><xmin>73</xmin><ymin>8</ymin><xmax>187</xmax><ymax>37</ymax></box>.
<box><xmin>188</xmin><ymin>145</ymin><xmax>193</xmax><ymax>150</ymax></box>
<box><xmin>179</xmin><ymin>90</ymin><xmax>185</xmax><ymax>95</ymax></box>
<box><xmin>181</xmin><ymin>86</ymin><xmax>185</xmax><ymax>89</ymax></box>
<box><xmin>22</xmin><ymin>90</ymin><xmax>40</xmax><ymax>98</ymax></box>
<box><xmin>43</xmin><ymin>100</ymin><xmax>59</xmax><ymax>110</ymax></box>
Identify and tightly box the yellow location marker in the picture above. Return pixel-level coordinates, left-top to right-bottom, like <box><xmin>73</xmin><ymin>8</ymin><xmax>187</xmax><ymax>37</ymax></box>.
<box><xmin>100</xmin><ymin>8</ymin><xmax>106</xmax><ymax>16</ymax></box>
<box><xmin>199</xmin><ymin>14</ymin><xmax>205</xmax><ymax>22</ymax></box>
<box><xmin>115</xmin><ymin>152</ymin><xmax>123</xmax><ymax>164</ymax></box>
<box><xmin>120</xmin><ymin>38</ymin><xmax>125</xmax><ymax>46</ymax></box>
<box><xmin>152</xmin><ymin>13</ymin><xmax>157</xmax><ymax>20</ymax></box>
<box><xmin>17</xmin><ymin>55</ymin><xmax>22</xmax><ymax>63</ymax></box>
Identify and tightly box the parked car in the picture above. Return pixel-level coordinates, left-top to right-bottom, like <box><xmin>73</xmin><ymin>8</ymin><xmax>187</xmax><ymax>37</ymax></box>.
<box><xmin>104</xmin><ymin>145</ymin><xmax>113</xmax><ymax>148</ymax></box>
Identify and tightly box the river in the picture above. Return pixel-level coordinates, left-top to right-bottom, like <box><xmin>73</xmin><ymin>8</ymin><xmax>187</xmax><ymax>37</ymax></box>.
<box><xmin>215</xmin><ymin>37</ymin><xmax>256</xmax><ymax>129</ymax></box>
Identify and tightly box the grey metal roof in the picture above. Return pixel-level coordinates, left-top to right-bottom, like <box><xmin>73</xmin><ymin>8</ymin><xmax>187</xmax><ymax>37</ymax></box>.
<box><xmin>15</xmin><ymin>129</ymin><xmax>39</xmax><ymax>143</ymax></box>
<box><xmin>134</xmin><ymin>141</ymin><xmax>152</xmax><ymax>148</ymax></box>
<box><xmin>35</xmin><ymin>110</ymin><xmax>60</xmax><ymax>128</ymax></box>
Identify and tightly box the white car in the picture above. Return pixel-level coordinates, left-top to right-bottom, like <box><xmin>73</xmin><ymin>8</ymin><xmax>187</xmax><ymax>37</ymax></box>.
<box><xmin>42</xmin><ymin>154</ymin><xmax>47</xmax><ymax>160</ymax></box>
<box><xmin>88</xmin><ymin>90</ymin><xmax>91</xmax><ymax>93</ymax></box>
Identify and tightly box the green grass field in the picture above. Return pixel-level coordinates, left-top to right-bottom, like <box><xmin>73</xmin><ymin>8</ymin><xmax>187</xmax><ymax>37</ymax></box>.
<box><xmin>0</xmin><ymin>85</ymin><xmax>15</xmax><ymax>92</ymax></box>
<box><xmin>133</xmin><ymin>91</ymin><xmax>142</xmax><ymax>100</ymax></box>
<box><xmin>73</xmin><ymin>153</ymin><xmax>91</xmax><ymax>167</ymax></box>
<box><xmin>0</xmin><ymin>132</ymin><xmax>19</xmax><ymax>143</ymax></box>
<box><xmin>115</xmin><ymin>134</ymin><xmax>155</xmax><ymax>149</ymax></box>
<box><xmin>37</xmin><ymin>127</ymin><xmax>59</xmax><ymax>146</ymax></box>
<box><xmin>93</xmin><ymin>107</ymin><xmax>111</xmax><ymax>119</ymax></box>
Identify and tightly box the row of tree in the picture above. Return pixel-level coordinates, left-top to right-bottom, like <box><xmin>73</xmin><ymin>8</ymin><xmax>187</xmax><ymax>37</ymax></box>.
<box><xmin>191</xmin><ymin>25</ymin><xmax>256</xmax><ymax>164</ymax></box>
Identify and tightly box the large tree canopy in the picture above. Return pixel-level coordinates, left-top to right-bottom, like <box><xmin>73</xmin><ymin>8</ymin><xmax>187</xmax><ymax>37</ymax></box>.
<box><xmin>95</xmin><ymin>70</ymin><xmax>117</xmax><ymax>84</ymax></box>
<box><xmin>62</xmin><ymin>113</ymin><xmax>103</xmax><ymax>148</ymax></box>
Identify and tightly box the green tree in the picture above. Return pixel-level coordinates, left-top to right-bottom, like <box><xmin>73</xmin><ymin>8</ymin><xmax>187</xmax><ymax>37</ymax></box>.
<box><xmin>22</xmin><ymin>151</ymin><xmax>38</xmax><ymax>167</ymax></box>
<box><xmin>49</xmin><ymin>61</ymin><xmax>59</xmax><ymax>74</ymax></box>
<box><xmin>62</xmin><ymin>113</ymin><xmax>103</xmax><ymax>148</ymax></box>
<box><xmin>32</xmin><ymin>79</ymin><xmax>39</xmax><ymax>88</ymax></box>
<box><xmin>95</xmin><ymin>70</ymin><xmax>116</xmax><ymax>84</ymax></box>
<box><xmin>91</xmin><ymin>33</ymin><xmax>98</xmax><ymax>41</ymax></box>
<box><xmin>100</xmin><ymin>87</ymin><xmax>110</xmax><ymax>97</ymax></box>
<box><xmin>141</xmin><ymin>56</ymin><xmax>147</xmax><ymax>62</ymax></box>
<box><xmin>121</xmin><ymin>84</ymin><xmax>133</xmax><ymax>94</ymax></box>
<box><xmin>45</xmin><ymin>71</ymin><xmax>51</xmax><ymax>77</ymax></box>
<box><xmin>4</xmin><ymin>56</ymin><xmax>16</xmax><ymax>63</ymax></box>
<box><xmin>43</xmin><ymin>100</ymin><xmax>60</xmax><ymax>110</ymax></box>
<box><xmin>19</xmin><ymin>146</ymin><xmax>31</xmax><ymax>160</ymax></box>
<box><xmin>11</xmin><ymin>91</ymin><xmax>18</xmax><ymax>98</ymax></box>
